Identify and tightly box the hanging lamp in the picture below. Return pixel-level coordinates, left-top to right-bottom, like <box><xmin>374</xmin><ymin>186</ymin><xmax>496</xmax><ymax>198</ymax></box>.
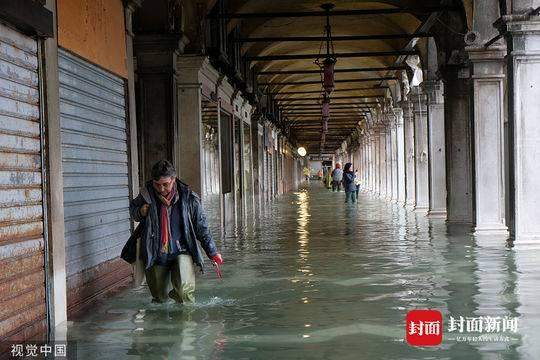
<box><xmin>317</xmin><ymin>3</ymin><xmax>336</xmax><ymax>95</ymax></box>
<box><xmin>316</xmin><ymin>3</ymin><xmax>336</xmax><ymax>153</ymax></box>
<box><xmin>322</xmin><ymin>93</ymin><xmax>330</xmax><ymax>133</ymax></box>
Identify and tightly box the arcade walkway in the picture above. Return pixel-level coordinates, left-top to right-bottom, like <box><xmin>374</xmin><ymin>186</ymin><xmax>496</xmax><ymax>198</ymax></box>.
<box><xmin>65</xmin><ymin>183</ymin><xmax>540</xmax><ymax>359</ymax></box>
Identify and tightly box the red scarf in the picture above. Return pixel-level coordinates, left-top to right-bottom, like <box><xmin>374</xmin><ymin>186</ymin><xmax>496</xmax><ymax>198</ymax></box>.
<box><xmin>156</xmin><ymin>182</ymin><xmax>177</xmax><ymax>253</ymax></box>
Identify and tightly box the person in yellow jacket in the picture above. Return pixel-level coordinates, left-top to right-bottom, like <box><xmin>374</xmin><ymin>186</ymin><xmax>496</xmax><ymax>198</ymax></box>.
<box><xmin>303</xmin><ymin>167</ymin><xmax>310</xmax><ymax>181</ymax></box>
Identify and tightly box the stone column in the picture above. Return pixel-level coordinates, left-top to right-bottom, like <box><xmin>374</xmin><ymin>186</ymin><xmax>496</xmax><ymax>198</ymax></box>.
<box><xmin>124</xmin><ymin>0</ymin><xmax>143</xmax><ymax>286</ymax></box>
<box><xmin>401</xmin><ymin>100</ymin><xmax>416</xmax><ymax>208</ymax></box>
<box><xmin>369</xmin><ymin>134</ymin><xmax>375</xmax><ymax>191</ymax></box>
<box><xmin>176</xmin><ymin>56</ymin><xmax>220</xmax><ymax>197</ymax></box>
<box><xmin>177</xmin><ymin>58</ymin><xmax>204</xmax><ymax>196</ymax></box>
<box><xmin>390</xmin><ymin>118</ymin><xmax>399</xmax><ymax>203</ymax></box>
<box><xmin>498</xmin><ymin>9</ymin><xmax>540</xmax><ymax>244</ymax></box>
<box><xmin>385</xmin><ymin>122</ymin><xmax>393</xmax><ymax>200</ymax></box>
<box><xmin>363</xmin><ymin>137</ymin><xmax>368</xmax><ymax>190</ymax></box>
<box><xmin>362</xmin><ymin>138</ymin><xmax>368</xmax><ymax>190</ymax></box>
<box><xmin>367</xmin><ymin>139</ymin><xmax>371</xmax><ymax>190</ymax></box>
<box><xmin>467</xmin><ymin>47</ymin><xmax>509</xmax><ymax>236</ymax></box>
<box><xmin>368</xmin><ymin>137</ymin><xmax>372</xmax><ymax>190</ymax></box>
<box><xmin>410</xmin><ymin>88</ymin><xmax>429</xmax><ymax>212</ymax></box>
<box><xmin>134</xmin><ymin>34</ymin><xmax>180</xmax><ymax>181</ymax></box>
<box><xmin>394</xmin><ymin>108</ymin><xmax>406</xmax><ymax>205</ymax></box>
<box><xmin>44</xmin><ymin>0</ymin><xmax>67</xmax><ymax>327</ymax></box>
<box><xmin>378</xmin><ymin>126</ymin><xmax>388</xmax><ymax>198</ymax></box>
<box><xmin>355</xmin><ymin>137</ymin><xmax>366</xmax><ymax>187</ymax></box>
<box><xmin>373</xmin><ymin>129</ymin><xmax>381</xmax><ymax>194</ymax></box>
<box><xmin>424</xmin><ymin>80</ymin><xmax>448</xmax><ymax>218</ymax></box>
<box><xmin>443</xmin><ymin>65</ymin><xmax>474</xmax><ymax>224</ymax></box>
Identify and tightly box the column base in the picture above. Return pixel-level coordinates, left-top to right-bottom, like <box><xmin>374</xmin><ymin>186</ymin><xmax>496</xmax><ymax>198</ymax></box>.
<box><xmin>405</xmin><ymin>202</ymin><xmax>416</xmax><ymax>210</ymax></box>
<box><xmin>512</xmin><ymin>236</ymin><xmax>540</xmax><ymax>250</ymax></box>
<box><xmin>427</xmin><ymin>210</ymin><xmax>447</xmax><ymax>219</ymax></box>
<box><xmin>413</xmin><ymin>206</ymin><xmax>429</xmax><ymax>213</ymax></box>
<box><xmin>474</xmin><ymin>233</ymin><xmax>510</xmax><ymax>248</ymax></box>
<box><xmin>474</xmin><ymin>224</ymin><xmax>509</xmax><ymax>237</ymax></box>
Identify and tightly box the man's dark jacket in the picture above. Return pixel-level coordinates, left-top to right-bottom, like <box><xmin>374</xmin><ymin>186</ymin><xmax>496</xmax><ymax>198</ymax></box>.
<box><xmin>125</xmin><ymin>179</ymin><xmax>217</xmax><ymax>272</ymax></box>
<box><xmin>342</xmin><ymin>172</ymin><xmax>357</xmax><ymax>193</ymax></box>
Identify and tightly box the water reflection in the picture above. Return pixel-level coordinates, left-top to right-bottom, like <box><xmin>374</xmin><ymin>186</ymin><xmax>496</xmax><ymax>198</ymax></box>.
<box><xmin>66</xmin><ymin>182</ymin><xmax>539</xmax><ymax>359</ymax></box>
<box><xmin>295</xmin><ymin>189</ymin><xmax>310</xmax><ymax>273</ymax></box>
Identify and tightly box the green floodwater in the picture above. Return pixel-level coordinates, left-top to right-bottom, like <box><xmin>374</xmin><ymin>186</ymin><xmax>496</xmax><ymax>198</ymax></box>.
<box><xmin>66</xmin><ymin>182</ymin><xmax>540</xmax><ymax>360</ymax></box>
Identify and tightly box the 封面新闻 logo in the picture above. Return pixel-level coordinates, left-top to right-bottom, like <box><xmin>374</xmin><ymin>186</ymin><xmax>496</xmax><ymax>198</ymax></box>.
<box><xmin>406</xmin><ymin>310</ymin><xmax>443</xmax><ymax>346</ymax></box>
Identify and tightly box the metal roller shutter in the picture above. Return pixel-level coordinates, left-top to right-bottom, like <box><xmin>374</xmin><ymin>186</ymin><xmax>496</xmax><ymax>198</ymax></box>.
<box><xmin>58</xmin><ymin>49</ymin><xmax>131</xmax><ymax>279</ymax></box>
<box><xmin>0</xmin><ymin>22</ymin><xmax>47</xmax><ymax>340</ymax></box>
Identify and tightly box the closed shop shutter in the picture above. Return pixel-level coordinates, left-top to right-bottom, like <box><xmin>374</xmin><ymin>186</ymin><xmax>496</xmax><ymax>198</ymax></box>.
<box><xmin>0</xmin><ymin>22</ymin><xmax>47</xmax><ymax>340</ymax></box>
<box><xmin>58</xmin><ymin>49</ymin><xmax>131</xmax><ymax>288</ymax></box>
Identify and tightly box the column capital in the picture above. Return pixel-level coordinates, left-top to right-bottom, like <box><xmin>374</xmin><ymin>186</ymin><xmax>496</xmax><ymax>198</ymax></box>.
<box><xmin>123</xmin><ymin>0</ymin><xmax>143</xmax><ymax>11</ymax></box>
<box><xmin>409</xmin><ymin>89</ymin><xmax>428</xmax><ymax>115</ymax></box>
<box><xmin>392</xmin><ymin>107</ymin><xmax>404</xmax><ymax>126</ymax></box>
<box><xmin>466</xmin><ymin>46</ymin><xmax>507</xmax><ymax>62</ymax></box>
<box><xmin>373</xmin><ymin>124</ymin><xmax>387</xmax><ymax>134</ymax></box>
<box><xmin>422</xmin><ymin>80</ymin><xmax>444</xmax><ymax>105</ymax></box>
<box><xmin>398</xmin><ymin>99</ymin><xmax>412</xmax><ymax>109</ymax></box>
<box><xmin>466</xmin><ymin>46</ymin><xmax>507</xmax><ymax>79</ymax></box>
<box><xmin>123</xmin><ymin>0</ymin><xmax>142</xmax><ymax>37</ymax></box>
<box><xmin>496</xmin><ymin>15</ymin><xmax>540</xmax><ymax>56</ymax></box>
<box><xmin>399</xmin><ymin>100</ymin><xmax>414</xmax><ymax>122</ymax></box>
<box><xmin>383</xmin><ymin>112</ymin><xmax>398</xmax><ymax>128</ymax></box>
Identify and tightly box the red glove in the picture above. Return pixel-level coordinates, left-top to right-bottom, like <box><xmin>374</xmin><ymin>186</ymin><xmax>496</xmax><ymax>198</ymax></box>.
<box><xmin>212</xmin><ymin>253</ymin><xmax>223</xmax><ymax>265</ymax></box>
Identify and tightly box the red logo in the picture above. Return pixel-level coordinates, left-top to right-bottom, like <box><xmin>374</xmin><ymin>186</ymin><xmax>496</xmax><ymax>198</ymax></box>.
<box><xmin>406</xmin><ymin>310</ymin><xmax>443</xmax><ymax>346</ymax></box>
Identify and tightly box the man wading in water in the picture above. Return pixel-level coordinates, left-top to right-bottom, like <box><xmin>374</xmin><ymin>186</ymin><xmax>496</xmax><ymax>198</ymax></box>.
<box><xmin>130</xmin><ymin>160</ymin><xmax>223</xmax><ymax>303</ymax></box>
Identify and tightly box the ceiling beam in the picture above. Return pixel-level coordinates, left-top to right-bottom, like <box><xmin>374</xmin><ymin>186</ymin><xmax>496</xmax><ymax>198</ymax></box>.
<box><xmin>282</xmin><ymin>108</ymin><xmax>367</xmax><ymax>115</ymax></box>
<box><xmin>260</xmin><ymin>77</ymin><xmax>397</xmax><ymax>86</ymax></box>
<box><xmin>238</xmin><ymin>34</ymin><xmax>432</xmax><ymax>43</ymax></box>
<box><xmin>283</xmin><ymin>109</ymin><xmax>367</xmax><ymax>113</ymax></box>
<box><xmin>280</xmin><ymin>107</ymin><xmax>370</xmax><ymax>111</ymax></box>
<box><xmin>271</xmin><ymin>86</ymin><xmax>387</xmax><ymax>94</ymax></box>
<box><xmin>280</xmin><ymin>101</ymin><xmax>380</xmax><ymax>106</ymax></box>
<box><xmin>296</xmin><ymin>133</ymin><xmax>354</xmax><ymax>136</ymax></box>
<box><xmin>208</xmin><ymin>6</ymin><xmax>459</xmax><ymax>19</ymax></box>
<box><xmin>285</xmin><ymin>112</ymin><xmax>364</xmax><ymax>120</ymax></box>
<box><xmin>297</xmin><ymin>139</ymin><xmax>353</xmax><ymax>141</ymax></box>
<box><xmin>281</xmin><ymin>108</ymin><xmax>372</xmax><ymax>111</ymax></box>
<box><xmin>280</xmin><ymin>103</ymin><xmax>371</xmax><ymax>107</ymax></box>
<box><xmin>260</xmin><ymin>67</ymin><xmax>405</xmax><ymax>75</ymax></box>
<box><xmin>276</xmin><ymin>95</ymin><xmax>383</xmax><ymax>101</ymax></box>
<box><xmin>295</xmin><ymin>128</ymin><xmax>357</xmax><ymax>131</ymax></box>
<box><xmin>295</xmin><ymin>125</ymin><xmax>363</xmax><ymax>129</ymax></box>
<box><xmin>285</xmin><ymin>111</ymin><xmax>364</xmax><ymax>114</ymax></box>
<box><xmin>296</xmin><ymin>136</ymin><xmax>354</xmax><ymax>139</ymax></box>
<box><xmin>287</xmin><ymin>116</ymin><xmax>360</xmax><ymax>119</ymax></box>
<box><xmin>294</xmin><ymin>128</ymin><xmax>357</xmax><ymax>132</ymax></box>
<box><xmin>290</xmin><ymin>121</ymin><xmax>360</xmax><ymax>125</ymax></box>
<box><xmin>293</xmin><ymin>119</ymin><xmax>360</xmax><ymax>123</ymax></box>
<box><xmin>246</xmin><ymin>50</ymin><xmax>418</xmax><ymax>61</ymax></box>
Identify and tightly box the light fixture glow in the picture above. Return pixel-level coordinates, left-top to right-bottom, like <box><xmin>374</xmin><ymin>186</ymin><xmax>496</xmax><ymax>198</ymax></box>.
<box><xmin>297</xmin><ymin>147</ymin><xmax>307</xmax><ymax>157</ymax></box>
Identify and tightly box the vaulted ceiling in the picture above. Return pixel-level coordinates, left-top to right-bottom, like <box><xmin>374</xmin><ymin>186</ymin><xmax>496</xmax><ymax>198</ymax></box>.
<box><xmin>216</xmin><ymin>1</ymin><xmax>461</xmax><ymax>154</ymax></box>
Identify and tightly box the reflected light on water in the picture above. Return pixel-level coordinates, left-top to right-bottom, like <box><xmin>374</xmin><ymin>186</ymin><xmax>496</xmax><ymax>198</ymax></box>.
<box><xmin>295</xmin><ymin>190</ymin><xmax>311</xmax><ymax>275</ymax></box>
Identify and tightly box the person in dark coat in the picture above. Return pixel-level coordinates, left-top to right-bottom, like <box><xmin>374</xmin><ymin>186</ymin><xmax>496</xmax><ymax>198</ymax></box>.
<box><xmin>342</xmin><ymin>163</ymin><xmax>357</xmax><ymax>203</ymax></box>
<box><xmin>129</xmin><ymin>160</ymin><xmax>222</xmax><ymax>303</ymax></box>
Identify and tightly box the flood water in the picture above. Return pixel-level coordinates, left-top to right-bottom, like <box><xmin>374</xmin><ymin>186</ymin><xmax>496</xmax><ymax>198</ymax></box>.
<box><xmin>66</xmin><ymin>182</ymin><xmax>540</xmax><ymax>359</ymax></box>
